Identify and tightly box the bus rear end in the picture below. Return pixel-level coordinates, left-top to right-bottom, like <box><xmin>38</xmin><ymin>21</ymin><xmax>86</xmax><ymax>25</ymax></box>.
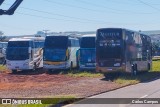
<box><xmin>96</xmin><ymin>28</ymin><xmax>125</xmax><ymax>73</ymax></box>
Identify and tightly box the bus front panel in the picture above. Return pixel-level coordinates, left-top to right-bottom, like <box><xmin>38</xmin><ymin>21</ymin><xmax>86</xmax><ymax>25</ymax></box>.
<box><xmin>96</xmin><ymin>28</ymin><xmax>125</xmax><ymax>72</ymax></box>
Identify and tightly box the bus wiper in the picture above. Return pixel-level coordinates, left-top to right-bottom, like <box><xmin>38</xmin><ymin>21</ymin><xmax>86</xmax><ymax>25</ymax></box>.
<box><xmin>0</xmin><ymin>0</ymin><xmax>23</xmax><ymax>15</ymax></box>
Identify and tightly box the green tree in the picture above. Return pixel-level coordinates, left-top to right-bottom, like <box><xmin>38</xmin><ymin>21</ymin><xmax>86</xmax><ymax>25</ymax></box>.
<box><xmin>0</xmin><ymin>31</ymin><xmax>6</xmax><ymax>41</ymax></box>
<box><xmin>152</xmin><ymin>41</ymin><xmax>160</xmax><ymax>56</ymax></box>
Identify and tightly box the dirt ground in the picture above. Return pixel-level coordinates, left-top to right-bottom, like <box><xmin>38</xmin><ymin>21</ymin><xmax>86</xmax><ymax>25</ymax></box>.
<box><xmin>0</xmin><ymin>70</ymin><xmax>121</xmax><ymax>98</ymax></box>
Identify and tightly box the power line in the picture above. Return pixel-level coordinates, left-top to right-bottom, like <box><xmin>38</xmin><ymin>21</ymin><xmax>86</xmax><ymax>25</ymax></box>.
<box><xmin>15</xmin><ymin>11</ymin><xmax>157</xmax><ymax>26</ymax></box>
<box><xmin>75</xmin><ymin>0</ymin><xmax>153</xmax><ymax>14</ymax></box>
<box><xmin>137</xmin><ymin>0</ymin><xmax>160</xmax><ymax>11</ymax></box>
<box><xmin>43</xmin><ymin>0</ymin><xmax>154</xmax><ymax>14</ymax></box>
<box><xmin>15</xmin><ymin>11</ymin><xmax>159</xmax><ymax>26</ymax></box>
<box><xmin>3</xmin><ymin>3</ymin><xmax>122</xmax><ymax>24</ymax></box>
<box><xmin>43</xmin><ymin>0</ymin><xmax>108</xmax><ymax>13</ymax></box>
<box><xmin>2</xmin><ymin>1</ymin><xmax>159</xmax><ymax>26</ymax></box>
<box><xmin>16</xmin><ymin>12</ymin><xmax>116</xmax><ymax>24</ymax></box>
<box><xmin>5</xmin><ymin>2</ymin><xmax>151</xmax><ymax>25</ymax></box>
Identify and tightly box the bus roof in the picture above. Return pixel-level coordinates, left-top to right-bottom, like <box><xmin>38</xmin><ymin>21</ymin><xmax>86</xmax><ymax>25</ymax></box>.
<box><xmin>9</xmin><ymin>37</ymin><xmax>45</xmax><ymax>42</ymax></box>
<box><xmin>81</xmin><ymin>34</ymin><xmax>96</xmax><ymax>37</ymax></box>
<box><xmin>9</xmin><ymin>38</ymin><xmax>33</xmax><ymax>41</ymax></box>
<box><xmin>46</xmin><ymin>35</ymin><xmax>78</xmax><ymax>39</ymax></box>
<box><xmin>23</xmin><ymin>37</ymin><xmax>45</xmax><ymax>41</ymax></box>
<box><xmin>97</xmin><ymin>28</ymin><xmax>149</xmax><ymax>36</ymax></box>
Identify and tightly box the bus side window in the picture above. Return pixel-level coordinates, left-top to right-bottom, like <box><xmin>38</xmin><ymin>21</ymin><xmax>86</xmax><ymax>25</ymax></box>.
<box><xmin>68</xmin><ymin>40</ymin><xmax>71</xmax><ymax>47</ymax></box>
<box><xmin>75</xmin><ymin>40</ymin><xmax>79</xmax><ymax>47</ymax></box>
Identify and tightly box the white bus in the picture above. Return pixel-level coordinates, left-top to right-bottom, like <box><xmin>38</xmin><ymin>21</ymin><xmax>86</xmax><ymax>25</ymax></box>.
<box><xmin>0</xmin><ymin>42</ymin><xmax>8</xmax><ymax>64</ymax></box>
<box><xmin>78</xmin><ymin>34</ymin><xmax>96</xmax><ymax>70</ymax></box>
<box><xmin>6</xmin><ymin>37</ymin><xmax>45</xmax><ymax>73</ymax></box>
<box><xmin>43</xmin><ymin>35</ymin><xmax>79</xmax><ymax>72</ymax></box>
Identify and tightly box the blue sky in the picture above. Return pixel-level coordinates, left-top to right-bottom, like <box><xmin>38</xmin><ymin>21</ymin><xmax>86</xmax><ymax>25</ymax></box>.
<box><xmin>0</xmin><ymin>0</ymin><xmax>160</xmax><ymax>35</ymax></box>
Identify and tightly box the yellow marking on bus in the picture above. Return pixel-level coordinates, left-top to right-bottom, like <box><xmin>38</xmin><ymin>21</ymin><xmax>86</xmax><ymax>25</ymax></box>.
<box><xmin>44</xmin><ymin>61</ymin><xmax>64</xmax><ymax>65</ymax></box>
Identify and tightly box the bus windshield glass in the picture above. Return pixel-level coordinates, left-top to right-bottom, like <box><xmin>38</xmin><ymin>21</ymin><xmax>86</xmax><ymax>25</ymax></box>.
<box><xmin>80</xmin><ymin>37</ymin><xmax>95</xmax><ymax>48</ymax></box>
<box><xmin>44</xmin><ymin>36</ymin><xmax>68</xmax><ymax>49</ymax></box>
<box><xmin>44</xmin><ymin>49</ymin><xmax>66</xmax><ymax>61</ymax></box>
<box><xmin>80</xmin><ymin>49</ymin><xmax>95</xmax><ymax>63</ymax></box>
<box><xmin>8</xmin><ymin>41</ymin><xmax>30</xmax><ymax>47</ymax></box>
<box><xmin>6</xmin><ymin>47</ymin><xmax>29</xmax><ymax>60</ymax></box>
<box><xmin>98</xmin><ymin>40</ymin><xmax>122</xmax><ymax>59</ymax></box>
<box><xmin>97</xmin><ymin>29</ymin><xmax>123</xmax><ymax>59</ymax></box>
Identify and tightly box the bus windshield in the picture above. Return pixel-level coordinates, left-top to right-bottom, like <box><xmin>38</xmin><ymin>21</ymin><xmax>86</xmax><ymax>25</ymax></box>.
<box><xmin>80</xmin><ymin>37</ymin><xmax>95</xmax><ymax>48</ymax></box>
<box><xmin>44</xmin><ymin>48</ymin><xmax>66</xmax><ymax>61</ymax></box>
<box><xmin>8</xmin><ymin>41</ymin><xmax>30</xmax><ymax>47</ymax></box>
<box><xmin>80</xmin><ymin>49</ymin><xmax>95</xmax><ymax>63</ymax></box>
<box><xmin>97</xmin><ymin>29</ymin><xmax>123</xmax><ymax>59</ymax></box>
<box><xmin>6</xmin><ymin>47</ymin><xmax>29</xmax><ymax>60</ymax></box>
<box><xmin>44</xmin><ymin>36</ymin><xmax>68</xmax><ymax>49</ymax></box>
<box><xmin>98</xmin><ymin>40</ymin><xmax>122</xmax><ymax>59</ymax></box>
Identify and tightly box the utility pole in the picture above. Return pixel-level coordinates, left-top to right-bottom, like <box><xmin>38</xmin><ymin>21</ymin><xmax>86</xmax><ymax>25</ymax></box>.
<box><xmin>43</xmin><ymin>30</ymin><xmax>50</xmax><ymax>37</ymax></box>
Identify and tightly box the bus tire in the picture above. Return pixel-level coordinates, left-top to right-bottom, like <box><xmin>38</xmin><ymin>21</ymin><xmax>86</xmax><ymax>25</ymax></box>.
<box><xmin>132</xmin><ymin>64</ymin><xmax>137</xmax><ymax>76</ymax></box>
<box><xmin>70</xmin><ymin>61</ymin><xmax>73</xmax><ymax>70</ymax></box>
<box><xmin>12</xmin><ymin>70</ymin><xmax>17</xmax><ymax>74</ymax></box>
<box><xmin>46</xmin><ymin>69</ymin><xmax>52</xmax><ymax>74</ymax></box>
<box><xmin>33</xmin><ymin>62</ymin><xmax>37</xmax><ymax>71</ymax></box>
<box><xmin>148</xmin><ymin>63</ymin><xmax>151</xmax><ymax>71</ymax></box>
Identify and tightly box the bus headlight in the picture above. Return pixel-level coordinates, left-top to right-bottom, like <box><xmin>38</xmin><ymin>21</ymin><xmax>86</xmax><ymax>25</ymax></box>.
<box><xmin>23</xmin><ymin>62</ymin><xmax>29</xmax><ymax>66</ymax></box>
<box><xmin>7</xmin><ymin>63</ymin><xmax>11</xmax><ymax>66</ymax></box>
<box><xmin>80</xmin><ymin>65</ymin><xmax>85</xmax><ymax>67</ymax></box>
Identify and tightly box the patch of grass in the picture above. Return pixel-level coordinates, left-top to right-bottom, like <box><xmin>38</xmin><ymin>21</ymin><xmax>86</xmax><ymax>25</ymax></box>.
<box><xmin>152</xmin><ymin>56</ymin><xmax>160</xmax><ymax>61</ymax></box>
<box><xmin>114</xmin><ymin>76</ymin><xmax>139</xmax><ymax>85</ymax></box>
<box><xmin>61</xmin><ymin>70</ymin><xmax>103</xmax><ymax>78</ymax></box>
<box><xmin>113</xmin><ymin>72</ymin><xmax>160</xmax><ymax>85</ymax></box>
<box><xmin>17</xmin><ymin>104</ymin><xmax>50</xmax><ymax>107</ymax></box>
<box><xmin>152</xmin><ymin>60</ymin><xmax>160</xmax><ymax>71</ymax></box>
<box><xmin>114</xmin><ymin>61</ymin><xmax>160</xmax><ymax>85</ymax></box>
<box><xmin>0</xmin><ymin>96</ymin><xmax>76</xmax><ymax>107</ymax></box>
<box><xmin>0</xmin><ymin>104</ymin><xmax>50</xmax><ymax>107</ymax></box>
<box><xmin>0</xmin><ymin>65</ymin><xmax>9</xmax><ymax>73</ymax></box>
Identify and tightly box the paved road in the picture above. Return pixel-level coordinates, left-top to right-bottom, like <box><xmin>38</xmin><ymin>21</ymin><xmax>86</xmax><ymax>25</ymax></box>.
<box><xmin>65</xmin><ymin>78</ymin><xmax>160</xmax><ymax>107</ymax></box>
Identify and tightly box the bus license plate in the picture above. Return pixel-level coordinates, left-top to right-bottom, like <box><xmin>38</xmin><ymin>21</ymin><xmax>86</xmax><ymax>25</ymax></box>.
<box><xmin>86</xmin><ymin>63</ymin><xmax>92</xmax><ymax>66</ymax></box>
<box><xmin>15</xmin><ymin>66</ymin><xmax>19</xmax><ymax>69</ymax></box>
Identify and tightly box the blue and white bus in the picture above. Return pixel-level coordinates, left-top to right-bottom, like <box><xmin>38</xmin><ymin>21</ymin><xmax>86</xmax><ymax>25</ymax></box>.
<box><xmin>78</xmin><ymin>34</ymin><xmax>96</xmax><ymax>70</ymax></box>
<box><xmin>43</xmin><ymin>35</ymin><xmax>79</xmax><ymax>72</ymax></box>
<box><xmin>6</xmin><ymin>37</ymin><xmax>45</xmax><ymax>73</ymax></box>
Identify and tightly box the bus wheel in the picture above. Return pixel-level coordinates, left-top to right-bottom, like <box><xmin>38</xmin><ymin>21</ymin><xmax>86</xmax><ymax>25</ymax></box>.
<box><xmin>132</xmin><ymin>64</ymin><xmax>137</xmax><ymax>76</ymax></box>
<box><xmin>12</xmin><ymin>70</ymin><xmax>17</xmax><ymax>74</ymax></box>
<box><xmin>70</xmin><ymin>61</ymin><xmax>73</xmax><ymax>70</ymax></box>
<box><xmin>46</xmin><ymin>69</ymin><xmax>52</xmax><ymax>74</ymax></box>
<box><xmin>33</xmin><ymin>62</ymin><xmax>37</xmax><ymax>71</ymax></box>
<box><xmin>148</xmin><ymin>63</ymin><xmax>151</xmax><ymax>71</ymax></box>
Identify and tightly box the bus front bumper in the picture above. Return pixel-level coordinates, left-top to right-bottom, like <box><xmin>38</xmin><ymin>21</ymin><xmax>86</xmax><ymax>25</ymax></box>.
<box><xmin>43</xmin><ymin>61</ymin><xmax>69</xmax><ymax>69</ymax></box>
<box><xmin>96</xmin><ymin>66</ymin><xmax>125</xmax><ymax>73</ymax></box>
<box><xmin>79</xmin><ymin>62</ymin><xmax>96</xmax><ymax>70</ymax></box>
<box><xmin>6</xmin><ymin>60</ymin><xmax>33</xmax><ymax>70</ymax></box>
